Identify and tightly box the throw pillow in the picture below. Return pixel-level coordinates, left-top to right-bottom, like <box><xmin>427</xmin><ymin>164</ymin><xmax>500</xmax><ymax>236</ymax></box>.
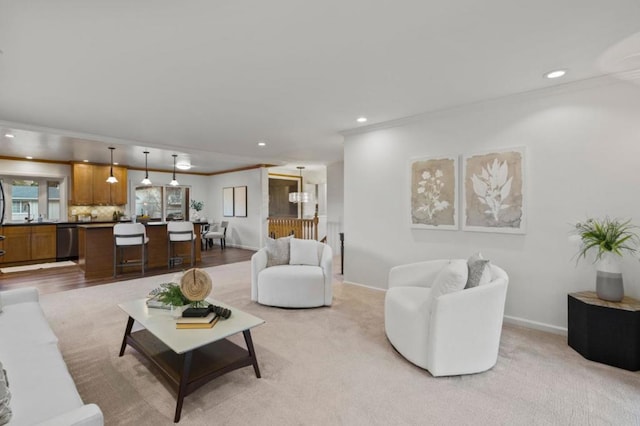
<box><xmin>0</xmin><ymin>362</ymin><xmax>11</xmax><ymax>425</ymax></box>
<box><xmin>428</xmin><ymin>259</ymin><xmax>468</xmax><ymax>312</ymax></box>
<box><xmin>265</xmin><ymin>236</ymin><xmax>292</xmax><ymax>267</ymax></box>
<box><xmin>465</xmin><ymin>252</ymin><xmax>492</xmax><ymax>289</ymax></box>
<box><xmin>289</xmin><ymin>238</ymin><xmax>321</xmax><ymax>266</ymax></box>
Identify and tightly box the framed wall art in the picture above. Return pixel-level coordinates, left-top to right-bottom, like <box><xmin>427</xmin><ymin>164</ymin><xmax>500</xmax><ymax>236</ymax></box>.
<box><xmin>410</xmin><ymin>155</ymin><xmax>458</xmax><ymax>230</ymax></box>
<box><xmin>223</xmin><ymin>187</ymin><xmax>234</xmax><ymax>217</ymax></box>
<box><xmin>462</xmin><ymin>147</ymin><xmax>526</xmax><ymax>233</ymax></box>
<box><xmin>234</xmin><ymin>186</ymin><xmax>247</xmax><ymax>217</ymax></box>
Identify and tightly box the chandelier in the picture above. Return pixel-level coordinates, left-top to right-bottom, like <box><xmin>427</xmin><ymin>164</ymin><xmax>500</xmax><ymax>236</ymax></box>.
<box><xmin>289</xmin><ymin>166</ymin><xmax>311</xmax><ymax>203</ymax></box>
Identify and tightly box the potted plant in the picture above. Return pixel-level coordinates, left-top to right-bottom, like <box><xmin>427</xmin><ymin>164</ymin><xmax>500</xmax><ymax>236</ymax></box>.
<box><xmin>156</xmin><ymin>282</ymin><xmax>190</xmax><ymax>315</ymax></box>
<box><xmin>190</xmin><ymin>199</ymin><xmax>204</xmax><ymax>221</ymax></box>
<box><xmin>572</xmin><ymin>217</ymin><xmax>639</xmax><ymax>301</ymax></box>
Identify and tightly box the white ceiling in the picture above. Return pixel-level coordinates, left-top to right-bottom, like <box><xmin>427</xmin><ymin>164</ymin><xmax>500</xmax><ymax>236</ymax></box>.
<box><xmin>0</xmin><ymin>0</ymin><xmax>639</xmax><ymax>173</ymax></box>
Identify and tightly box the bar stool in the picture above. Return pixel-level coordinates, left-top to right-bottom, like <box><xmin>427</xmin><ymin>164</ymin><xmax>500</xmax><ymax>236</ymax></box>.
<box><xmin>113</xmin><ymin>223</ymin><xmax>149</xmax><ymax>277</ymax></box>
<box><xmin>167</xmin><ymin>221</ymin><xmax>196</xmax><ymax>269</ymax></box>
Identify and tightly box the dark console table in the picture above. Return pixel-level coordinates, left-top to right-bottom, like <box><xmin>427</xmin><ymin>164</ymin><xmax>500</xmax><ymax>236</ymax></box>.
<box><xmin>568</xmin><ymin>291</ymin><xmax>640</xmax><ymax>371</ymax></box>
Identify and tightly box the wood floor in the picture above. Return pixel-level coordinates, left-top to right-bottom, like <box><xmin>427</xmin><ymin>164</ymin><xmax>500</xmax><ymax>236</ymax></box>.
<box><xmin>0</xmin><ymin>247</ymin><xmax>255</xmax><ymax>295</ymax></box>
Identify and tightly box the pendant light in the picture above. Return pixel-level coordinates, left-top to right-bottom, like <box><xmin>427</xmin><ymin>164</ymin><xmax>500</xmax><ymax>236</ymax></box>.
<box><xmin>140</xmin><ymin>151</ymin><xmax>152</xmax><ymax>185</ymax></box>
<box><xmin>106</xmin><ymin>147</ymin><xmax>118</xmax><ymax>184</ymax></box>
<box><xmin>289</xmin><ymin>166</ymin><xmax>310</xmax><ymax>203</ymax></box>
<box><xmin>169</xmin><ymin>154</ymin><xmax>179</xmax><ymax>186</ymax></box>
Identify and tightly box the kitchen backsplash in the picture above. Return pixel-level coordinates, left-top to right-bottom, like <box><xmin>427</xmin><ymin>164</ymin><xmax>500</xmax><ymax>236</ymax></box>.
<box><xmin>69</xmin><ymin>205</ymin><xmax>126</xmax><ymax>222</ymax></box>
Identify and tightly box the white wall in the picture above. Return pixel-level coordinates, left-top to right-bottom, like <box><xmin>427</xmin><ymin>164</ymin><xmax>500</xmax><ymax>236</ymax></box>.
<box><xmin>326</xmin><ymin>161</ymin><xmax>344</xmax><ymax>255</ymax></box>
<box><xmin>343</xmin><ymin>77</ymin><xmax>640</xmax><ymax>332</ymax></box>
<box><xmin>208</xmin><ymin>168</ymin><xmax>264</xmax><ymax>250</ymax></box>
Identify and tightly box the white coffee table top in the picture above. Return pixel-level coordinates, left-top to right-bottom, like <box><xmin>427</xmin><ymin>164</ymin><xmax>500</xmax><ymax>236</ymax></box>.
<box><xmin>118</xmin><ymin>298</ymin><xmax>265</xmax><ymax>354</ymax></box>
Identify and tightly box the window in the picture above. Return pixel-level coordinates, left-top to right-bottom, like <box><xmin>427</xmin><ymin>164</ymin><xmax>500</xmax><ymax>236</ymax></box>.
<box><xmin>1</xmin><ymin>176</ymin><xmax>63</xmax><ymax>222</ymax></box>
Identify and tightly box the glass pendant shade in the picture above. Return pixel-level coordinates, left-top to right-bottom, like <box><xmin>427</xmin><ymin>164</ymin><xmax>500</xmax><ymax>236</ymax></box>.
<box><xmin>141</xmin><ymin>151</ymin><xmax>152</xmax><ymax>185</ymax></box>
<box><xmin>289</xmin><ymin>166</ymin><xmax>310</xmax><ymax>203</ymax></box>
<box><xmin>106</xmin><ymin>147</ymin><xmax>118</xmax><ymax>184</ymax></box>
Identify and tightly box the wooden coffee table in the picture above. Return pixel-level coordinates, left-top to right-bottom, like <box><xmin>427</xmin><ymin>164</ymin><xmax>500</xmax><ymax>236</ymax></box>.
<box><xmin>118</xmin><ymin>298</ymin><xmax>265</xmax><ymax>422</ymax></box>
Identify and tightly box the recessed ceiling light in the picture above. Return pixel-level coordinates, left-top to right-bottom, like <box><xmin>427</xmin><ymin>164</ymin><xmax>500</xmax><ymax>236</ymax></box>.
<box><xmin>83</xmin><ymin>159</ymin><xmax>89</xmax><ymax>162</ymax></box>
<box><xmin>356</xmin><ymin>117</ymin><xmax>368</xmax><ymax>123</ymax></box>
<box><xmin>25</xmin><ymin>156</ymin><xmax>33</xmax><ymax>160</ymax></box>
<box><xmin>544</xmin><ymin>69</ymin><xmax>567</xmax><ymax>79</ymax></box>
<box><xmin>113</xmin><ymin>162</ymin><xmax>119</xmax><ymax>165</ymax></box>
<box><xmin>176</xmin><ymin>161</ymin><xmax>192</xmax><ymax>170</ymax></box>
<box><xmin>4</xmin><ymin>133</ymin><xmax>14</xmax><ymax>138</ymax></box>
<box><xmin>257</xmin><ymin>141</ymin><xmax>266</xmax><ymax>147</ymax></box>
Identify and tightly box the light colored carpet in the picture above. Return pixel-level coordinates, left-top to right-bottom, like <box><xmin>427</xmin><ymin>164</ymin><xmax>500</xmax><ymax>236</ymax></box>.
<box><xmin>0</xmin><ymin>260</ymin><xmax>76</xmax><ymax>274</ymax></box>
<box><xmin>39</xmin><ymin>262</ymin><xmax>640</xmax><ymax>425</ymax></box>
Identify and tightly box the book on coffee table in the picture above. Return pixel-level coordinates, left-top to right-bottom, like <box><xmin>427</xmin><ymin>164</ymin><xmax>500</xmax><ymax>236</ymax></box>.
<box><xmin>176</xmin><ymin>313</ymin><xmax>219</xmax><ymax>329</ymax></box>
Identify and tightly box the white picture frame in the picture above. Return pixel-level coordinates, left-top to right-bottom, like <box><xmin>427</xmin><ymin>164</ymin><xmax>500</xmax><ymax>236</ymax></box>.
<box><xmin>222</xmin><ymin>187</ymin><xmax>234</xmax><ymax>217</ymax></box>
<box><xmin>234</xmin><ymin>186</ymin><xmax>247</xmax><ymax>217</ymax></box>
<box><xmin>410</xmin><ymin>155</ymin><xmax>459</xmax><ymax>230</ymax></box>
<box><xmin>462</xmin><ymin>147</ymin><xmax>526</xmax><ymax>234</ymax></box>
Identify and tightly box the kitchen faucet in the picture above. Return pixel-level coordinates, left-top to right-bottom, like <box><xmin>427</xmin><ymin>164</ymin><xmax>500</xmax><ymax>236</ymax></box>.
<box><xmin>25</xmin><ymin>203</ymin><xmax>33</xmax><ymax>222</ymax></box>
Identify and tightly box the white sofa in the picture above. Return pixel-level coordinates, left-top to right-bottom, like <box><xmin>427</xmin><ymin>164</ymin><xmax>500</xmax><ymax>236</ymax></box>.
<box><xmin>0</xmin><ymin>288</ymin><xmax>104</xmax><ymax>426</ymax></box>
<box><xmin>251</xmin><ymin>240</ymin><xmax>333</xmax><ymax>308</ymax></box>
<box><xmin>385</xmin><ymin>259</ymin><xmax>508</xmax><ymax>377</ymax></box>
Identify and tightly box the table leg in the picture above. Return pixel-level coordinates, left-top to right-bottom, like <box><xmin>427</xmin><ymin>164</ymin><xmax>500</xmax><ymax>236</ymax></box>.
<box><xmin>174</xmin><ymin>351</ymin><xmax>193</xmax><ymax>423</ymax></box>
<box><xmin>119</xmin><ymin>316</ymin><xmax>135</xmax><ymax>357</ymax></box>
<box><xmin>243</xmin><ymin>329</ymin><xmax>261</xmax><ymax>378</ymax></box>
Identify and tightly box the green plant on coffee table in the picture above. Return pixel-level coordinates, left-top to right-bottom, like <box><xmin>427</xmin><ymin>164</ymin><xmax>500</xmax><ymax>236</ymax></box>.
<box><xmin>573</xmin><ymin>217</ymin><xmax>639</xmax><ymax>263</ymax></box>
<box><xmin>156</xmin><ymin>283</ymin><xmax>190</xmax><ymax>307</ymax></box>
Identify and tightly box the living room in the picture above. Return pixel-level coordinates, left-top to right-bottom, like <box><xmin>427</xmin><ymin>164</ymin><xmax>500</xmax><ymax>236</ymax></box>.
<box><xmin>1</xmin><ymin>1</ymin><xmax>640</xmax><ymax>425</ymax></box>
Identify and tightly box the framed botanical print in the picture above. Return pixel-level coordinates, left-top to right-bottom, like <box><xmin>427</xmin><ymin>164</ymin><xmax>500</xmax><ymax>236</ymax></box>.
<box><xmin>462</xmin><ymin>147</ymin><xmax>526</xmax><ymax>233</ymax></box>
<box><xmin>410</xmin><ymin>155</ymin><xmax>458</xmax><ymax>230</ymax></box>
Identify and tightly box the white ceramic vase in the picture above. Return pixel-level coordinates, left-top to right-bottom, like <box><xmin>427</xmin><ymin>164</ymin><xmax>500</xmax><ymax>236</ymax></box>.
<box><xmin>595</xmin><ymin>251</ymin><xmax>624</xmax><ymax>302</ymax></box>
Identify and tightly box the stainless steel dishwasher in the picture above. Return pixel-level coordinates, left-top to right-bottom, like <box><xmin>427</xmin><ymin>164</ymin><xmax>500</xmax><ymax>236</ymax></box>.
<box><xmin>56</xmin><ymin>223</ymin><xmax>78</xmax><ymax>260</ymax></box>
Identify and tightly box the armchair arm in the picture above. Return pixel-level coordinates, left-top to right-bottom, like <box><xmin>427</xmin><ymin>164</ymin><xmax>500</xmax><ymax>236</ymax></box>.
<box><xmin>388</xmin><ymin>260</ymin><xmax>449</xmax><ymax>289</ymax></box>
<box><xmin>320</xmin><ymin>244</ymin><xmax>333</xmax><ymax>306</ymax></box>
<box><xmin>427</xmin><ymin>279</ymin><xmax>508</xmax><ymax>376</ymax></box>
<box><xmin>1</xmin><ymin>287</ymin><xmax>39</xmax><ymax>306</ymax></box>
<box><xmin>251</xmin><ymin>249</ymin><xmax>268</xmax><ymax>301</ymax></box>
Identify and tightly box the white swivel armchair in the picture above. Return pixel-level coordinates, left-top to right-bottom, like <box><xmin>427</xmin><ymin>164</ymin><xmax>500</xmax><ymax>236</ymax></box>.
<box><xmin>384</xmin><ymin>259</ymin><xmax>508</xmax><ymax>376</ymax></box>
<box><xmin>251</xmin><ymin>238</ymin><xmax>333</xmax><ymax>308</ymax></box>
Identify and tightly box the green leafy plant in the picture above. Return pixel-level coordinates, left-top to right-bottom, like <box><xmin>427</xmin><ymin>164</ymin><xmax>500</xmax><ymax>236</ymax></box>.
<box><xmin>156</xmin><ymin>283</ymin><xmax>190</xmax><ymax>306</ymax></box>
<box><xmin>573</xmin><ymin>217</ymin><xmax>639</xmax><ymax>263</ymax></box>
<box><xmin>190</xmin><ymin>200</ymin><xmax>204</xmax><ymax>212</ymax></box>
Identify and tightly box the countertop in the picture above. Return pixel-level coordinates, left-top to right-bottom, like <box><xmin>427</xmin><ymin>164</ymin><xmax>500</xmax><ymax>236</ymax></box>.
<box><xmin>1</xmin><ymin>220</ymin><xmax>127</xmax><ymax>227</ymax></box>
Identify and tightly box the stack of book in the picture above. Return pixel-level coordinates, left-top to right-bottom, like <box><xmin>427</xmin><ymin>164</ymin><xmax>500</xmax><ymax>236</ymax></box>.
<box><xmin>176</xmin><ymin>312</ymin><xmax>219</xmax><ymax>329</ymax></box>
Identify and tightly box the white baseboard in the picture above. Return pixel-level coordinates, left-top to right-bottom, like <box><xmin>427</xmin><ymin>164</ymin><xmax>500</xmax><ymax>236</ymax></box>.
<box><xmin>504</xmin><ymin>315</ymin><xmax>567</xmax><ymax>336</ymax></box>
<box><xmin>343</xmin><ymin>280</ymin><xmax>386</xmax><ymax>292</ymax></box>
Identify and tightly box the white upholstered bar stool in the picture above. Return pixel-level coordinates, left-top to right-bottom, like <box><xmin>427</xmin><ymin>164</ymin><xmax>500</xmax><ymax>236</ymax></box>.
<box><xmin>167</xmin><ymin>221</ymin><xmax>196</xmax><ymax>269</ymax></box>
<box><xmin>113</xmin><ymin>223</ymin><xmax>149</xmax><ymax>277</ymax></box>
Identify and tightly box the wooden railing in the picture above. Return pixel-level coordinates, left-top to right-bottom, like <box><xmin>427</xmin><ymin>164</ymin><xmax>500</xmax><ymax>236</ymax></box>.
<box><xmin>268</xmin><ymin>215</ymin><xmax>319</xmax><ymax>240</ymax></box>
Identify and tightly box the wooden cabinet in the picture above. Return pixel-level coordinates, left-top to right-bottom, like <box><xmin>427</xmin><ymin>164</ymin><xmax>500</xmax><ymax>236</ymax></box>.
<box><xmin>72</xmin><ymin>163</ymin><xmax>94</xmax><ymax>205</ymax></box>
<box><xmin>31</xmin><ymin>225</ymin><xmax>56</xmax><ymax>260</ymax></box>
<box><xmin>72</xmin><ymin>163</ymin><xmax>128</xmax><ymax>205</ymax></box>
<box><xmin>1</xmin><ymin>226</ymin><xmax>31</xmax><ymax>263</ymax></box>
<box><xmin>111</xmin><ymin>166</ymin><xmax>128</xmax><ymax>205</ymax></box>
<box><xmin>0</xmin><ymin>225</ymin><xmax>56</xmax><ymax>264</ymax></box>
<box><xmin>91</xmin><ymin>165</ymin><xmax>112</xmax><ymax>205</ymax></box>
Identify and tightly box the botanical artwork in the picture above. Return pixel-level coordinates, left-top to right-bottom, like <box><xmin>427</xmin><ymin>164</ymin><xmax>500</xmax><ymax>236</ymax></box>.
<box><xmin>410</xmin><ymin>156</ymin><xmax>458</xmax><ymax>230</ymax></box>
<box><xmin>463</xmin><ymin>148</ymin><xmax>525</xmax><ymax>233</ymax></box>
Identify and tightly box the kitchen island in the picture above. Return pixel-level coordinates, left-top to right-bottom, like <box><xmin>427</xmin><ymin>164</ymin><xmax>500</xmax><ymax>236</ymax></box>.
<box><xmin>78</xmin><ymin>222</ymin><xmax>203</xmax><ymax>278</ymax></box>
